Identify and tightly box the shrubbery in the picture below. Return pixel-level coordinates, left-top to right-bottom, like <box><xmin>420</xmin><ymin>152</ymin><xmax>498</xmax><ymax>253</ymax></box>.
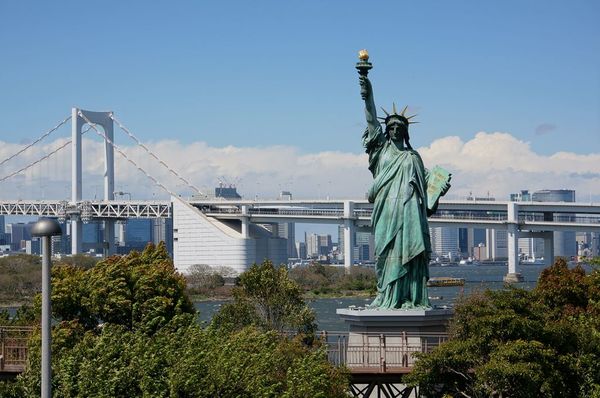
<box><xmin>0</xmin><ymin>245</ymin><xmax>348</xmax><ymax>397</ymax></box>
<box><xmin>406</xmin><ymin>257</ymin><xmax>600</xmax><ymax>397</ymax></box>
<box><xmin>288</xmin><ymin>263</ymin><xmax>377</xmax><ymax>296</ymax></box>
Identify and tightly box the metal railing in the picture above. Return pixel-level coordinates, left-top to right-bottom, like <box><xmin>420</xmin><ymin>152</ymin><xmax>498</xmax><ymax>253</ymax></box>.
<box><xmin>320</xmin><ymin>331</ymin><xmax>448</xmax><ymax>372</ymax></box>
<box><xmin>0</xmin><ymin>326</ymin><xmax>34</xmax><ymax>373</ymax></box>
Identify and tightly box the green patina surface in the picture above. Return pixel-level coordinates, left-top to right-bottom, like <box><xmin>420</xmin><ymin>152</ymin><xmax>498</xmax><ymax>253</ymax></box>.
<box><xmin>357</xmin><ymin>53</ymin><xmax>450</xmax><ymax>309</ymax></box>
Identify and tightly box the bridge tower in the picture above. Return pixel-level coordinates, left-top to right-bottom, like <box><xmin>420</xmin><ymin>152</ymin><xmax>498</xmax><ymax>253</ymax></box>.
<box><xmin>71</xmin><ymin>108</ymin><xmax>115</xmax><ymax>256</ymax></box>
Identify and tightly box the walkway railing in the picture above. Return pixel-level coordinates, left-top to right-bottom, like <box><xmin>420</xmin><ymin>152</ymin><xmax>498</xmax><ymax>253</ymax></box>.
<box><xmin>0</xmin><ymin>326</ymin><xmax>34</xmax><ymax>373</ymax></box>
<box><xmin>320</xmin><ymin>331</ymin><xmax>448</xmax><ymax>373</ymax></box>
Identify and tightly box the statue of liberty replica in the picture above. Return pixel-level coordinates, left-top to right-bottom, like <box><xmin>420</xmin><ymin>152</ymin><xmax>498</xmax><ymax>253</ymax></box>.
<box><xmin>357</xmin><ymin>50</ymin><xmax>451</xmax><ymax>310</ymax></box>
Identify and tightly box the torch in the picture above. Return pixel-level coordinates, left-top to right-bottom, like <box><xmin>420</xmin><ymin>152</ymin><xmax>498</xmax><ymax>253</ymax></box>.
<box><xmin>355</xmin><ymin>49</ymin><xmax>372</xmax><ymax>76</ymax></box>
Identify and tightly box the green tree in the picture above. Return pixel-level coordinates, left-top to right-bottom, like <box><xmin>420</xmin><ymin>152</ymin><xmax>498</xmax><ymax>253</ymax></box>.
<box><xmin>5</xmin><ymin>253</ymin><xmax>349</xmax><ymax>397</ymax></box>
<box><xmin>211</xmin><ymin>260</ymin><xmax>316</xmax><ymax>334</ymax></box>
<box><xmin>406</xmin><ymin>259</ymin><xmax>600</xmax><ymax>397</ymax></box>
<box><xmin>49</xmin><ymin>242</ymin><xmax>194</xmax><ymax>334</ymax></box>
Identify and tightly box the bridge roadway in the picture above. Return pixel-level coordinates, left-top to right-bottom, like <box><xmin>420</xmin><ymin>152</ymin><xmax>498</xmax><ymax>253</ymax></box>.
<box><xmin>1</xmin><ymin>198</ymin><xmax>599</xmax><ymax>280</ymax></box>
<box><xmin>1</xmin><ymin>198</ymin><xmax>599</xmax><ymax>231</ymax></box>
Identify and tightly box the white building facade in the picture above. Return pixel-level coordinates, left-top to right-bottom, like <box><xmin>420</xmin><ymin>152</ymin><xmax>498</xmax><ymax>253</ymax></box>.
<box><xmin>172</xmin><ymin>197</ymin><xmax>287</xmax><ymax>275</ymax></box>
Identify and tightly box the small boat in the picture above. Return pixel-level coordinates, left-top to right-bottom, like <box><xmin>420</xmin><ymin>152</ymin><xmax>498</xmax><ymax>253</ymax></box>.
<box><xmin>427</xmin><ymin>277</ymin><xmax>465</xmax><ymax>287</ymax></box>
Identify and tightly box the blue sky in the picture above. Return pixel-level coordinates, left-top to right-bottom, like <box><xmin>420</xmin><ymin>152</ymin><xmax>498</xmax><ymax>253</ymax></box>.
<box><xmin>1</xmin><ymin>1</ymin><xmax>598</xmax><ymax>156</ymax></box>
<box><xmin>1</xmin><ymin>1</ymin><xmax>599</xmax><ymax>238</ymax></box>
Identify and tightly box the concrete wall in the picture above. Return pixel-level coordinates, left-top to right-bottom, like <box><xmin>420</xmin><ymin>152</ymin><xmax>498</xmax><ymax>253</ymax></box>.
<box><xmin>172</xmin><ymin>197</ymin><xmax>287</xmax><ymax>274</ymax></box>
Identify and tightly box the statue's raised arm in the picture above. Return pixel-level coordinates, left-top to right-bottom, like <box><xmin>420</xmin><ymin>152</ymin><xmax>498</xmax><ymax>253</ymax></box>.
<box><xmin>356</xmin><ymin>50</ymin><xmax>380</xmax><ymax>137</ymax></box>
<box><xmin>359</xmin><ymin>75</ymin><xmax>379</xmax><ymax>134</ymax></box>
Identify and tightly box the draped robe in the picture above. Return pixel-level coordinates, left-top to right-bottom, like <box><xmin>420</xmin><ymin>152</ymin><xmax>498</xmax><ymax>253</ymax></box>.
<box><xmin>363</xmin><ymin>126</ymin><xmax>432</xmax><ymax>309</ymax></box>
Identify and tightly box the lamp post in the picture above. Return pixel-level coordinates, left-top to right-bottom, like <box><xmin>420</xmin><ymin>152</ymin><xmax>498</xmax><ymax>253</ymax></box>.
<box><xmin>31</xmin><ymin>218</ymin><xmax>62</xmax><ymax>398</ymax></box>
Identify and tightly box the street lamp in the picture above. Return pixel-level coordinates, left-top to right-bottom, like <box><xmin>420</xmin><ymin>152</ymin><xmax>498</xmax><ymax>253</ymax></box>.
<box><xmin>31</xmin><ymin>218</ymin><xmax>62</xmax><ymax>398</ymax></box>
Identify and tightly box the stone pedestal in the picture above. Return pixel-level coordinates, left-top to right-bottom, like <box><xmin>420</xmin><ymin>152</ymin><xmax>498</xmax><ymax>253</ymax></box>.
<box><xmin>336</xmin><ymin>308</ymin><xmax>453</xmax><ymax>369</ymax></box>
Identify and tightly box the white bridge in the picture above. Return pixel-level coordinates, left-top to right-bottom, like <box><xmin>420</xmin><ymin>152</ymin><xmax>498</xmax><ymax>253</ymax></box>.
<box><xmin>2</xmin><ymin>197</ymin><xmax>599</xmax><ymax>280</ymax></box>
<box><xmin>0</xmin><ymin>200</ymin><xmax>171</xmax><ymax>220</ymax></box>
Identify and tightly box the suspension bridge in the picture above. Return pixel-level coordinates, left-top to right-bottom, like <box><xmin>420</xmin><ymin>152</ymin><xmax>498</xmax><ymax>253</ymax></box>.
<box><xmin>1</xmin><ymin>109</ymin><xmax>599</xmax><ymax>279</ymax></box>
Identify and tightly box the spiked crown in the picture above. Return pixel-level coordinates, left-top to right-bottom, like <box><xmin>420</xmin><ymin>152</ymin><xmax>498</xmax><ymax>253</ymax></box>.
<box><xmin>378</xmin><ymin>103</ymin><xmax>418</xmax><ymax>127</ymax></box>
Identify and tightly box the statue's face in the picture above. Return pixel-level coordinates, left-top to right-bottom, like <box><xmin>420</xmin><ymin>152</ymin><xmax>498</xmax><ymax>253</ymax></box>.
<box><xmin>387</xmin><ymin>120</ymin><xmax>408</xmax><ymax>142</ymax></box>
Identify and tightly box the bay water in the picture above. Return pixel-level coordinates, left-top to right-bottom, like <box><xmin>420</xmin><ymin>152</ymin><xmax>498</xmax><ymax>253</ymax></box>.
<box><xmin>195</xmin><ymin>263</ymin><xmax>553</xmax><ymax>331</ymax></box>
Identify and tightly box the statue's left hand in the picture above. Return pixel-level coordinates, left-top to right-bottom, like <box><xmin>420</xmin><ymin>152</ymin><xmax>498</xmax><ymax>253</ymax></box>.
<box><xmin>441</xmin><ymin>180</ymin><xmax>451</xmax><ymax>196</ymax></box>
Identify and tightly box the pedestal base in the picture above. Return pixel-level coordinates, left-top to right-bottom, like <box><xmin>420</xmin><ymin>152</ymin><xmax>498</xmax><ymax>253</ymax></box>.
<box><xmin>503</xmin><ymin>273</ymin><xmax>524</xmax><ymax>283</ymax></box>
<box><xmin>336</xmin><ymin>308</ymin><xmax>453</xmax><ymax>334</ymax></box>
<box><xmin>335</xmin><ymin>308</ymin><xmax>453</xmax><ymax>370</ymax></box>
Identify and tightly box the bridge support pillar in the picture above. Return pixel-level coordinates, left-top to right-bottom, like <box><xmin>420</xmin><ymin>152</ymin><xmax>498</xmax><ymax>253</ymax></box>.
<box><xmin>103</xmin><ymin>220</ymin><xmax>115</xmax><ymax>256</ymax></box>
<box><xmin>241</xmin><ymin>205</ymin><xmax>249</xmax><ymax>238</ymax></box>
<box><xmin>116</xmin><ymin>221</ymin><xmax>126</xmax><ymax>246</ymax></box>
<box><xmin>504</xmin><ymin>202</ymin><xmax>523</xmax><ymax>283</ymax></box>
<box><xmin>343</xmin><ymin>201</ymin><xmax>355</xmax><ymax>270</ymax></box>
<box><xmin>70</xmin><ymin>108</ymin><xmax>115</xmax><ymax>255</ymax></box>
<box><xmin>544</xmin><ymin>231</ymin><xmax>555</xmax><ymax>266</ymax></box>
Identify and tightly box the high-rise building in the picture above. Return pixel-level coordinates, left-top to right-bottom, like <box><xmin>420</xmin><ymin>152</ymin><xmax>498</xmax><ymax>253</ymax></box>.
<box><xmin>305</xmin><ymin>233</ymin><xmax>332</xmax><ymax>258</ymax></box>
<box><xmin>295</xmin><ymin>241</ymin><xmax>307</xmax><ymax>259</ymax></box>
<box><xmin>458</xmin><ymin>228</ymin><xmax>469</xmax><ymax>256</ymax></box>
<box><xmin>125</xmin><ymin>219</ymin><xmax>153</xmax><ymax>251</ymax></box>
<box><xmin>510</xmin><ymin>190</ymin><xmax>532</xmax><ymax>202</ymax></box>
<box><xmin>82</xmin><ymin>222</ymin><xmax>104</xmax><ymax>253</ymax></box>
<box><xmin>429</xmin><ymin>226</ymin><xmax>459</xmax><ymax>259</ymax></box>
<box><xmin>6</xmin><ymin>222</ymin><xmax>34</xmax><ymax>252</ymax></box>
<box><xmin>338</xmin><ymin>225</ymin><xmax>376</xmax><ymax>262</ymax></box>
<box><xmin>153</xmin><ymin>217</ymin><xmax>173</xmax><ymax>255</ymax></box>
<box><xmin>531</xmin><ymin>189</ymin><xmax>575</xmax><ymax>202</ymax></box>
<box><xmin>214</xmin><ymin>185</ymin><xmax>242</xmax><ymax>199</ymax></box>
<box><xmin>486</xmin><ymin>229</ymin><xmax>508</xmax><ymax>260</ymax></box>
<box><xmin>356</xmin><ymin>231</ymin><xmax>375</xmax><ymax>262</ymax></box>
<box><xmin>25</xmin><ymin>239</ymin><xmax>41</xmax><ymax>255</ymax></box>
<box><xmin>0</xmin><ymin>216</ymin><xmax>7</xmax><ymax>246</ymax></box>
<box><xmin>277</xmin><ymin>223</ymin><xmax>297</xmax><ymax>259</ymax></box>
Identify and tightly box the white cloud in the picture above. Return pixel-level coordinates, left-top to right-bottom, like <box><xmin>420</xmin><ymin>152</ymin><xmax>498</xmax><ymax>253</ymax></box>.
<box><xmin>0</xmin><ymin>132</ymin><xmax>599</xmax><ymax>202</ymax></box>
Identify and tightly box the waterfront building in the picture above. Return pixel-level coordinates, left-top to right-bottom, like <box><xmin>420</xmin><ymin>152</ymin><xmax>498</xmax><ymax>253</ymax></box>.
<box><xmin>356</xmin><ymin>231</ymin><xmax>374</xmax><ymax>262</ymax></box>
<box><xmin>305</xmin><ymin>233</ymin><xmax>332</xmax><ymax>258</ymax></box>
<box><xmin>82</xmin><ymin>222</ymin><xmax>104</xmax><ymax>253</ymax></box>
<box><xmin>172</xmin><ymin>197</ymin><xmax>287</xmax><ymax>274</ymax></box>
<box><xmin>337</xmin><ymin>226</ymin><xmax>375</xmax><ymax>263</ymax></box>
<box><xmin>214</xmin><ymin>185</ymin><xmax>242</xmax><ymax>200</ymax></box>
<box><xmin>152</xmin><ymin>217</ymin><xmax>173</xmax><ymax>255</ymax></box>
<box><xmin>6</xmin><ymin>222</ymin><xmax>34</xmax><ymax>252</ymax></box>
<box><xmin>25</xmin><ymin>239</ymin><xmax>41</xmax><ymax>255</ymax></box>
<box><xmin>429</xmin><ymin>226</ymin><xmax>459</xmax><ymax>259</ymax></box>
<box><xmin>277</xmin><ymin>223</ymin><xmax>297</xmax><ymax>259</ymax></box>
<box><xmin>486</xmin><ymin>229</ymin><xmax>508</xmax><ymax>260</ymax></box>
<box><xmin>295</xmin><ymin>241</ymin><xmax>307</xmax><ymax>259</ymax></box>
<box><xmin>121</xmin><ymin>218</ymin><xmax>153</xmax><ymax>252</ymax></box>
<box><xmin>577</xmin><ymin>232</ymin><xmax>600</xmax><ymax>258</ymax></box>
<box><xmin>0</xmin><ymin>216</ymin><xmax>8</xmax><ymax>246</ymax></box>
<box><xmin>510</xmin><ymin>190</ymin><xmax>532</xmax><ymax>202</ymax></box>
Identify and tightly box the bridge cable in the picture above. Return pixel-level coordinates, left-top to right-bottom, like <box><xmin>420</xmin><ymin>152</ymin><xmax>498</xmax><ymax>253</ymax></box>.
<box><xmin>109</xmin><ymin>113</ymin><xmax>206</xmax><ymax>197</ymax></box>
<box><xmin>0</xmin><ymin>115</ymin><xmax>71</xmax><ymax>168</ymax></box>
<box><xmin>78</xmin><ymin>112</ymin><xmax>180</xmax><ymax>199</ymax></box>
<box><xmin>0</xmin><ymin>126</ymin><xmax>93</xmax><ymax>184</ymax></box>
<box><xmin>0</xmin><ymin>141</ymin><xmax>71</xmax><ymax>183</ymax></box>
